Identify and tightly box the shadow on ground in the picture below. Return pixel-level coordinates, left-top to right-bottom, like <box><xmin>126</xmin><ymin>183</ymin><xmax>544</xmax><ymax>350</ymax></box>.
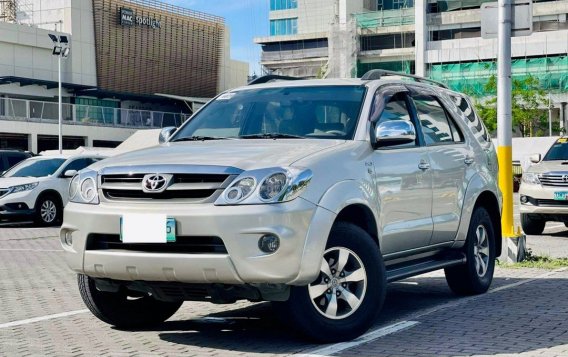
<box><xmin>151</xmin><ymin>274</ymin><xmax>568</xmax><ymax>356</ymax></box>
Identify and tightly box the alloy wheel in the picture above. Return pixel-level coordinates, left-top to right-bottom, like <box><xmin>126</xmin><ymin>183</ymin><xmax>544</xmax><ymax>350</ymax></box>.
<box><xmin>473</xmin><ymin>224</ymin><xmax>490</xmax><ymax>277</ymax></box>
<box><xmin>40</xmin><ymin>200</ymin><xmax>57</xmax><ymax>223</ymax></box>
<box><xmin>308</xmin><ymin>247</ymin><xmax>367</xmax><ymax>320</ymax></box>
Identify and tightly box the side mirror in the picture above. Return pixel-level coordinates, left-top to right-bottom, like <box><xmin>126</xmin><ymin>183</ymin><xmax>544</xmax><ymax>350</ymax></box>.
<box><xmin>159</xmin><ymin>127</ymin><xmax>177</xmax><ymax>144</ymax></box>
<box><xmin>529</xmin><ymin>154</ymin><xmax>541</xmax><ymax>164</ymax></box>
<box><xmin>375</xmin><ymin>120</ymin><xmax>416</xmax><ymax>148</ymax></box>
<box><xmin>63</xmin><ymin>170</ymin><xmax>78</xmax><ymax>178</ymax></box>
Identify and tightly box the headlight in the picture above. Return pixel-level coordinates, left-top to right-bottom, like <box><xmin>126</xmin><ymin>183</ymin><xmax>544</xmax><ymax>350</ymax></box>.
<box><xmin>69</xmin><ymin>169</ymin><xmax>99</xmax><ymax>204</ymax></box>
<box><xmin>8</xmin><ymin>182</ymin><xmax>38</xmax><ymax>194</ymax></box>
<box><xmin>215</xmin><ymin>167</ymin><xmax>312</xmax><ymax>205</ymax></box>
<box><xmin>522</xmin><ymin>172</ymin><xmax>541</xmax><ymax>185</ymax></box>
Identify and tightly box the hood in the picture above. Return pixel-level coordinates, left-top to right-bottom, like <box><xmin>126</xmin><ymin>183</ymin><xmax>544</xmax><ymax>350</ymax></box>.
<box><xmin>0</xmin><ymin>176</ymin><xmax>43</xmax><ymax>189</ymax></box>
<box><xmin>90</xmin><ymin>139</ymin><xmax>346</xmax><ymax>171</ymax></box>
<box><xmin>527</xmin><ymin>160</ymin><xmax>568</xmax><ymax>174</ymax></box>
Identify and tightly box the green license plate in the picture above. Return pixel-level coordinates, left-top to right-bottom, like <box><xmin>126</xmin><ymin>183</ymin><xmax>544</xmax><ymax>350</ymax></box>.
<box><xmin>166</xmin><ymin>218</ymin><xmax>176</xmax><ymax>242</ymax></box>
<box><xmin>554</xmin><ymin>192</ymin><xmax>568</xmax><ymax>201</ymax></box>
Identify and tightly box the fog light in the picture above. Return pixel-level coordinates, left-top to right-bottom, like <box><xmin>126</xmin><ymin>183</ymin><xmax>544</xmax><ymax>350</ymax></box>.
<box><xmin>258</xmin><ymin>234</ymin><xmax>280</xmax><ymax>253</ymax></box>
<box><xmin>520</xmin><ymin>195</ymin><xmax>528</xmax><ymax>204</ymax></box>
<box><xmin>63</xmin><ymin>231</ymin><xmax>73</xmax><ymax>246</ymax></box>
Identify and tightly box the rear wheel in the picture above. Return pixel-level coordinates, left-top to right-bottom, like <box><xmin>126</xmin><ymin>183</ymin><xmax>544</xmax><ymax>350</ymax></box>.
<box><xmin>521</xmin><ymin>213</ymin><xmax>545</xmax><ymax>235</ymax></box>
<box><xmin>274</xmin><ymin>222</ymin><xmax>386</xmax><ymax>342</ymax></box>
<box><xmin>78</xmin><ymin>274</ymin><xmax>182</xmax><ymax>329</ymax></box>
<box><xmin>445</xmin><ymin>206</ymin><xmax>496</xmax><ymax>295</ymax></box>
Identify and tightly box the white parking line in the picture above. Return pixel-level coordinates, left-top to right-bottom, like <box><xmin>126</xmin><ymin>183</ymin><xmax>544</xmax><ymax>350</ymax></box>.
<box><xmin>294</xmin><ymin>320</ymin><xmax>419</xmax><ymax>357</ymax></box>
<box><xmin>294</xmin><ymin>268</ymin><xmax>565</xmax><ymax>356</ymax></box>
<box><xmin>0</xmin><ymin>310</ymin><xmax>89</xmax><ymax>329</ymax></box>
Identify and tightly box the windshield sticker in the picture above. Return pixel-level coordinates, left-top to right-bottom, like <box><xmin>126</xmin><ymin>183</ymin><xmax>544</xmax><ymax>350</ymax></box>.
<box><xmin>218</xmin><ymin>93</ymin><xmax>236</xmax><ymax>101</ymax></box>
<box><xmin>557</xmin><ymin>138</ymin><xmax>567</xmax><ymax>143</ymax></box>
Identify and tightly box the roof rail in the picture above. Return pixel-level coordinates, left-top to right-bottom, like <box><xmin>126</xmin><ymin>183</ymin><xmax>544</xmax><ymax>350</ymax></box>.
<box><xmin>247</xmin><ymin>75</ymin><xmax>306</xmax><ymax>85</ymax></box>
<box><xmin>361</xmin><ymin>69</ymin><xmax>448</xmax><ymax>89</ymax></box>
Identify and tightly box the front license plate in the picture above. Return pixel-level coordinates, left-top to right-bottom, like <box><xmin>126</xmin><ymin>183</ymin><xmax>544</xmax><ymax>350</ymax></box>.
<box><xmin>554</xmin><ymin>192</ymin><xmax>568</xmax><ymax>201</ymax></box>
<box><xmin>120</xmin><ymin>214</ymin><xmax>176</xmax><ymax>243</ymax></box>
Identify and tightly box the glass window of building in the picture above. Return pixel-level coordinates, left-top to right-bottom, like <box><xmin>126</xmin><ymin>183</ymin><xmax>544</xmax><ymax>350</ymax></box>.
<box><xmin>270</xmin><ymin>0</ymin><xmax>297</xmax><ymax>11</ymax></box>
<box><xmin>377</xmin><ymin>0</ymin><xmax>414</xmax><ymax>10</ymax></box>
<box><xmin>270</xmin><ymin>18</ymin><xmax>298</xmax><ymax>36</ymax></box>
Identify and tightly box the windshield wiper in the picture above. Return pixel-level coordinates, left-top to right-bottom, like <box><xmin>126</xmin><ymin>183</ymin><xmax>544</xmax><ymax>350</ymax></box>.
<box><xmin>171</xmin><ymin>136</ymin><xmax>230</xmax><ymax>142</ymax></box>
<box><xmin>240</xmin><ymin>133</ymin><xmax>304</xmax><ymax>139</ymax></box>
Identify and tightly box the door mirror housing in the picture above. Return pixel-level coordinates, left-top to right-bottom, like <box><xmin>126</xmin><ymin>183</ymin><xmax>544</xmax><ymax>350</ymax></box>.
<box><xmin>63</xmin><ymin>169</ymin><xmax>78</xmax><ymax>178</ymax></box>
<box><xmin>159</xmin><ymin>127</ymin><xmax>177</xmax><ymax>144</ymax></box>
<box><xmin>374</xmin><ymin>120</ymin><xmax>416</xmax><ymax>148</ymax></box>
<box><xmin>529</xmin><ymin>154</ymin><xmax>542</xmax><ymax>163</ymax></box>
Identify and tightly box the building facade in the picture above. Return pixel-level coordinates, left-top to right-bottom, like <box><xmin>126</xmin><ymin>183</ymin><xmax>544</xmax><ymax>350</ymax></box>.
<box><xmin>0</xmin><ymin>0</ymin><xmax>249</xmax><ymax>153</ymax></box>
<box><xmin>255</xmin><ymin>0</ymin><xmax>568</xmax><ymax>130</ymax></box>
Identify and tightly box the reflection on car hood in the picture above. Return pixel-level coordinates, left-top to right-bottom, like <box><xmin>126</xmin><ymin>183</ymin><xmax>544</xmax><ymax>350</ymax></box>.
<box><xmin>526</xmin><ymin>160</ymin><xmax>568</xmax><ymax>174</ymax></box>
<box><xmin>0</xmin><ymin>176</ymin><xmax>43</xmax><ymax>189</ymax></box>
<box><xmin>89</xmin><ymin>139</ymin><xmax>346</xmax><ymax>171</ymax></box>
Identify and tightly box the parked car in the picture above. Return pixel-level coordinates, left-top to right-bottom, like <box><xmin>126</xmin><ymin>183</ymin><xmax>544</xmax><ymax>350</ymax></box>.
<box><xmin>0</xmin><ymin>154</ymin><xmax>105</xmax><ymax>225</ymax></box>
<box><xmin>520</xmin><ymin>137</ymin><xmax>568</xmax><ymax>234</ymax></box>
<box><xmin>0</xmin><ymin>149</ymin><xmax>33</xmax><ymax>173</ymax></box>
<box><xmin>62</xmin><ymin>71</ymin><xmax>501</xmax><ymax>342</ymax></box>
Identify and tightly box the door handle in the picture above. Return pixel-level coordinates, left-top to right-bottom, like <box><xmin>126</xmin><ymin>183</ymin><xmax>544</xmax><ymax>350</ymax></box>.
<box><xmin>464</xmin><ymin>157</ymin><xmax>474</xmax><ymax>165</ymax></box>
<box><xmin>418</xmin><ymin>162</ymin><xmax>430</xmax><ymax>170</ymax></box>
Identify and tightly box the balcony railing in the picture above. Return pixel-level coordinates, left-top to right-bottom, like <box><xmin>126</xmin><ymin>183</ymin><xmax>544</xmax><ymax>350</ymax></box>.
<box><xmin>0</xmin><ymin>97</ymin><xmax>190</xmax><ymax>128</ymax></box>
<box><xmin>354</xmin><ymin>9</ymin><xmax>415</xmax><ymax>31</ymax></box>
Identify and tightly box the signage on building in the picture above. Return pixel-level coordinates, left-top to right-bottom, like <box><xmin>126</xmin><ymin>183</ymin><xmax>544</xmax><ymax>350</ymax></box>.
<box><xmin>119</xmin><ymin>7</ymin><xmax>161</xmax><ymax>29</ymax></box>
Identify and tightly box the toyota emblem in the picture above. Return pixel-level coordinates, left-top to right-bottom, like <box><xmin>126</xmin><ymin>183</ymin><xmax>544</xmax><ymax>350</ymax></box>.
<box><xmin>142</xmin><ymin>174</ymin><xmax>172</xmax><ymax>193</ymax></box>
<box><xmin>563</xmin><ymin>174</ymin><xmax>568</xmax><ymax>183</ymax></box>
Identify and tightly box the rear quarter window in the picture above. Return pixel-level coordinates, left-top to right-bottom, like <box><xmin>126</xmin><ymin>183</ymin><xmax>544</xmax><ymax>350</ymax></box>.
<box><xmin>449</xmin><ymin>94</ymin><xmax>491</xmax><ymax>147</ymax></box>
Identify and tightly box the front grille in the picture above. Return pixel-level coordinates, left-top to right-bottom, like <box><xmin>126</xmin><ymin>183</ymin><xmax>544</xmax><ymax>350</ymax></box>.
<box><xmin>539</xmin><ymin>172</ymin><xmax>568</xmax><ymax>187</ymax></box>
<box><xmin>100</xmin><ymin>172</ymin><xmax>235</xmax><ymax>202</ymax></box>
<box><xmin>535</xmin><ymin>199</ymin><xmax>568</xmax><ymax>207</ymax></box>
<box><xmin>86</xmin><ymin>234</ymin><xmax>228</xmax><ymax>254</ymax></box>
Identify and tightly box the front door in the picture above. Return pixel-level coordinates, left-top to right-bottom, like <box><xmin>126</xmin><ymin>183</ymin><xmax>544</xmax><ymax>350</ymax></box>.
<box><xmin>371</xmin><ymin>89</ymin><xmax>433</xmax><ymax>255</ymax></box>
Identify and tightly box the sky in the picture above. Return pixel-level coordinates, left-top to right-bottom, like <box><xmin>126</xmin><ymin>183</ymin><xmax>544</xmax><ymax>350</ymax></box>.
<box><xmin>165</xmin><ymin>0</ymin><xmax>270</xmax><ymax>75</ymax></box>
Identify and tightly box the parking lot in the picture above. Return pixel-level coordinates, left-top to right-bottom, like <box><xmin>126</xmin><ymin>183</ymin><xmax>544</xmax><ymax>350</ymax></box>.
<box><xmin>0</xmin><ymin>218</ymin><xmax>567</xmax><ymax>357</ymax></box>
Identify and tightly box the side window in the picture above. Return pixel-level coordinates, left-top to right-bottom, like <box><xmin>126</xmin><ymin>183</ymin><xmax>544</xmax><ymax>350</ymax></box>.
<box><xmin>6</xmin><ymin>154</ymin><xmax>25</xmax><ymax>169</ymax></box>
<box><xmin>376</xmin><ymin>93</ymin><xmax>417</xmax><ymax>149</ymax></box>
<box><xmin>412</xmin><ymin>95</ymin><xmax>462</xmax><ymax>145</ymax></box>
<box><xmin>63</xmin><ymin>158</ymin><xmax>95</xmax><ymax>173</ymax></box>
<box><xmin>450</xmin><ymin>94</ymin><xmax>490</xmax><ymax>143</ymax></box>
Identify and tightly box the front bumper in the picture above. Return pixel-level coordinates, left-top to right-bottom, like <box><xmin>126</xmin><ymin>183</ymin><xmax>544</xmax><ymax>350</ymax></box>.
<box><xmin>0</xmin><ymin>191</ymin><xmax>37</xmax><ymax>220</ymax></box>
<box><xmin>61</xmin><ymin>198</ymin><xmax>335</xmax><ymax>286</ymax></box>
<box><xmin>519</xmin><ymin>183</ymin><xmax>568</xmax><ymax>215</ymax></box>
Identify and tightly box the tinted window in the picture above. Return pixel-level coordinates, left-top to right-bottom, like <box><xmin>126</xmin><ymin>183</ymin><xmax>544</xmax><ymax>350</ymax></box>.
<box><xmin>376</xmin><ymin>93</ymin><xmax>417</xmax><ymax>148</ymax></box>
<box><xmin>543</xmin><ymin>138</ymin><xmax>568</xmax><ymax>161</ymax></box>
<box><xmin>413</xmin><ymin>95</ymin><xmax>461</xmax><ymax>145</ymax></box>
<box><xmin>63</xmin><ymin>158</ymin><xmax>98</xmax><ymax>173</ymax></box>
<box><xmin>4</xmin><ymin>158</ymin><xmax>66</xmax><ymax>178</ymax></box>
<box><xmin>450</xmin><ymin>94</ymin><xmax>489</xmax><ymax>143</ymax></box>
<box><xmin>6</xmin><ymin>154</ymin><xmax>28</xmax><ymax>169</ymax></box>
<box><xmin>172</xmin><ymin>86</ymin><xmax>366</xmax><ymax>141</ymax></box>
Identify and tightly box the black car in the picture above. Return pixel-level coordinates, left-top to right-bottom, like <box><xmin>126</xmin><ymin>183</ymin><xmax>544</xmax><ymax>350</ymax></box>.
<box><xmin>0</xmin><ymin>150</ymin><xmax>33</xmax><ymax>174</ymax></box>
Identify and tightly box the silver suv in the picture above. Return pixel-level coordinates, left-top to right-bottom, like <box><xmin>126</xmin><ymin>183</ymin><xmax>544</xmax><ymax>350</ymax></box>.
<box><xmin>61</xmin><ymin>71</ymin><xmax>502</xmax><ymax>342</ymax></box>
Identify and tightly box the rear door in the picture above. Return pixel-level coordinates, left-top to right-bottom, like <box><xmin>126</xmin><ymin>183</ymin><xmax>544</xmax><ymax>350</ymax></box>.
<box><xmin>371</xmin><ymin>86</ymin><xmax>433</xmax><ymax>254</ymax></box>
<box><xmin>408</xmin><ymin>89</ymin><xmax>472</xmax><ymax>245</ymax></box>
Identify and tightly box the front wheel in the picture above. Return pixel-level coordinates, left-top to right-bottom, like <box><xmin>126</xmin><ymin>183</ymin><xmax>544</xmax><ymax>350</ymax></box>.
<box><xmin>34</xmin><ymin>195</ymin><xmax>62</xmax><ymax>226</ymax></box>
<box><xmin>274</xmin><ymin>222</ymin><xmax>386</xmax><ymax>342</ymax></box>
<box><xmin>78</xmin><ymin>274</ymin><xmax>182</xmax><ymax>329</ymax></box>
<box><xmin>445</xmin><ymin>206</ymin><xmax>496</xmax><ymax>295</ymax></box>
<box><xmin>521</xmin><ymin>214</ymin><xmax>545</xmax><ymax>235</ymax></box>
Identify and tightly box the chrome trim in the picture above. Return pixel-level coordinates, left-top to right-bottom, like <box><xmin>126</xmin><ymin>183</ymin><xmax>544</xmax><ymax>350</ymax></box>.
<box><xmin>99</xmin><ymin>165</ymin><xmax>243</xmax><ymax>176</ymax></box>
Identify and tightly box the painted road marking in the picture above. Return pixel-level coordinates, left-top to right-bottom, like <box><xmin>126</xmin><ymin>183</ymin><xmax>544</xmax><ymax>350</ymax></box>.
<box><xmin>0</xmin><ymin>310</ymin><xmax>89</xmax><ymax>330</ymax></box>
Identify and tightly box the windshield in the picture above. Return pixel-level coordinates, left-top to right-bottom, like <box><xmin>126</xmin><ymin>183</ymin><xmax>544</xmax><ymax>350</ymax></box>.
<box><xmin>543</xmin><ymin>138</ymin><xmax>568</xmax><ymax>161</ymax></box>
<box><xmin>171</xmin><ymin>86</ymin><xmax>366</xmax><ymax>141</ymax></box>
<box><xmin>3</xmin><ymin>158</ymin><xmax>66</xmax><ymax>178</ymax></box>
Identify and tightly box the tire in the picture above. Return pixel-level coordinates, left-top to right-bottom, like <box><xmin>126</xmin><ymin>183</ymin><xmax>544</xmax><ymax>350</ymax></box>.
<box><xmin>34</xmin><ymin>194</ymin><xmax>62</xmax><ymax>226</ymax></box>
<box><xmin>521</xmin><ymin>213</ymin><xmax>545</xmax><ymax>235</ymax></box>
<box><xmin>78</xmin><ymin>274</ymin><xmax>182</xmax><ymax>329</ymax></box>
<box><xmin>445</xmin><ymin>206</ymin><xmax>496</xmax><ymax>295</ymax></box>
<box><xmin>274</xmin><ymin>222</ymin><xmax>386</xmax><ymax>343</ymax></box>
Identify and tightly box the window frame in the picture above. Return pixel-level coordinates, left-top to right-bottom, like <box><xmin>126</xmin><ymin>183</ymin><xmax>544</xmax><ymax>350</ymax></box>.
<box><xmin>408</xmin><ymin>91</ymin><xmax>465</xmax><ymax>147</ymax></box>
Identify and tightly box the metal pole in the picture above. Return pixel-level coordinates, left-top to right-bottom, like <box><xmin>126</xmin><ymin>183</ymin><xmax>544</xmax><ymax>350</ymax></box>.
<box><xmin>58</xmin><ymin>54</ymin><xmax>62</xmax><ymax>154</ymax></box>
<box><xmin>548</xmin><ymin>93</ymin><xmax>553</xmax><ymax>136</ymax></box>
<box><xmin>497</xmin><ymin>0</ymin><xmax>516</xmax><ymax>238</ymax></box>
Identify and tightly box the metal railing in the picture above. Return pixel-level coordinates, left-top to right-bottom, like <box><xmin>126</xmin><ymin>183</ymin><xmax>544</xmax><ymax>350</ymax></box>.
<box><xmin>0</xmin><ymin>97</ymin><xmax>190</xmax><ymax>128</ymax></box>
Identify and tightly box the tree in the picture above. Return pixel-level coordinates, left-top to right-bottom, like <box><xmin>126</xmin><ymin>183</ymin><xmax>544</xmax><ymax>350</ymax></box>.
<box><xmin>473</xmin><ymin>75</ymin><xmax>551</xmax><ymax>137</ymax></box>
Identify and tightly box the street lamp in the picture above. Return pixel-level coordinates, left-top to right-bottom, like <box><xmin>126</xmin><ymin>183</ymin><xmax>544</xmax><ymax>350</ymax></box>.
<box><xmin>48</xmin><ymin>34</ymin><xmax>70</xmax><ymax>154</ymax></box>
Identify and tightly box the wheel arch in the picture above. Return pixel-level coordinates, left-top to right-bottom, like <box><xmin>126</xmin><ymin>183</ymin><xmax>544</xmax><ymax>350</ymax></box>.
<box><xmin>335</xmin><ymin>204</ymin><xmax>379</xmax><ymax>249</ymax></box>
<box><xmin>35</xmin><ymin>189</ymin><xmax>63</xmax><ymax>209</ymax></box>
<box><xmin>474</xmin><ymin>190</ymin><xmax>502</xmax><ymax>256</ymax></box>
